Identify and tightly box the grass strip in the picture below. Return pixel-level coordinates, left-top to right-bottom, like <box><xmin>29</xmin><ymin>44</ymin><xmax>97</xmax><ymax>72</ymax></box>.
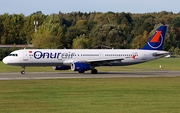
<box><xmin>0</xmin><ymin>77</ymin><xmax>180</xmax><ymax>113</ymax></box>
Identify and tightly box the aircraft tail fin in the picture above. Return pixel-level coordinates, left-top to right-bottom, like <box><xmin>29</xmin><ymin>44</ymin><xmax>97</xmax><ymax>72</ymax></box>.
<box><xmin>141</xmin><ymin>25</ymin><xmax>167</xmax><ymax>50</ymax></box>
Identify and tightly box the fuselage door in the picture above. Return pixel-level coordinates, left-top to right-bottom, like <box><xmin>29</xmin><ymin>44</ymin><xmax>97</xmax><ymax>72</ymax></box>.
<box><xmin>58</xmin><ymin>54</ymin><xmax>62</xmax><ymax>60</ymax></box>
<box><xmin>142</xmin><ymin>52</ymin><xmax>146</xmax><ymax>60</ymax></box>
<box><xmin>99</xmin><ymin>53</ymin><xmax>104</xmax><ymax>59</ymax></box>
<box><xmin>23</xmin><ymin>50</ymin><xmax>28</xmax><ymax>61</ymax></box>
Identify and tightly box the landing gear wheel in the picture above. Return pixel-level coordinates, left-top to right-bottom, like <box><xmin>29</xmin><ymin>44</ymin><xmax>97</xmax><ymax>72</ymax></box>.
<box><xmin>91</xmin><ymin>69</ymin><xmax>98</xmax><ymax>74</ymax></box>
<box><xmin>21</xmin><ymin>66</ymin><xmax>25</xmax><ymax>75</ymax></box>
<box><xmin>21</xmin><ymin>70</ymin><xmax>25</xmax><ymax>74</ymax></box>
<box><xmin>79</xmin><ymin>70</ymin><xmax>85</xmax><ymax>73</ymax></box>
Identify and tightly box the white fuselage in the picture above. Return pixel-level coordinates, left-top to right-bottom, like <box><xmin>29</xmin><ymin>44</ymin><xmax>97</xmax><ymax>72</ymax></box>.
<box><xmin>2</xmin><ymin>49</ymin><xmax>169</xmax><ymax>67</ymax></box>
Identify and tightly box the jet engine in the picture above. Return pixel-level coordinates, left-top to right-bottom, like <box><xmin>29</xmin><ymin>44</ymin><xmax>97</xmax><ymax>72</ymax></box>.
<box><xmin>71</xmin><ymin>62</ymin><xmax>91</xmax><ymax>71</ymax></box>
<box><xmin>52</xmin><ymin>66</ymin><xmax>71</xmax><ymax>70</ymax></box>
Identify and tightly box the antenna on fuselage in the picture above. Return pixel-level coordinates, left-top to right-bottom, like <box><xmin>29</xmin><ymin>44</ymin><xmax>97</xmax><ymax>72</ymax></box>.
<box><xmin>23</xmin><ymin>43</ymin><xmax>28</xmax><ymax>49</ymax></box>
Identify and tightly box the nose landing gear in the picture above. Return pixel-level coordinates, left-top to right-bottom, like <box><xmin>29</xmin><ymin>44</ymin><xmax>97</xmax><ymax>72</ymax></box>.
<box><xmin>21</xmin><ymin>66</ymin><xmax>25</xmax><ymax>74</ymax></box>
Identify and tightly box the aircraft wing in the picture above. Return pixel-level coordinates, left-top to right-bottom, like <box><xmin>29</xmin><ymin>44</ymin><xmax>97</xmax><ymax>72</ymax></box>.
<box><xmin>71</xmin><ymin>57</ymin><xmax>124</xmax><ymax>66</ymax></box>
<box><xmin>87</xmin><ymin>58</ymin><xmax>124</xmax><ymax>63</ymax></box>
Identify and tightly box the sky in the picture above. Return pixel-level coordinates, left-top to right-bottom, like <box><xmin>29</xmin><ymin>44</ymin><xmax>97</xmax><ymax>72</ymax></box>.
<box><xmin>0</xmin><ymin>0</ymin><xmax>180</xmax><ymax>16</ymax></box>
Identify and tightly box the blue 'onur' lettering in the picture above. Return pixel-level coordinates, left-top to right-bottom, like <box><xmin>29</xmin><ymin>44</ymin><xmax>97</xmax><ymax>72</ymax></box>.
<box><xmin>50</xmin><ymin>53</ymin><xmax>57</xmax><ymax>58</ymax></box>
<box><xmin>34</xmin><ymin>51</ymin><xmax>61</xmax><ymax>59</ymax></box>
<box><xmin>34</xmin><ymin>51</ymin><xmax>42</xmax><ymax>59</ymax></box>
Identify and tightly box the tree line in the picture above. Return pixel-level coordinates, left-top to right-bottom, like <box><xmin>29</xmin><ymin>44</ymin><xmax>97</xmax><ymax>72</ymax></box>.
<box><xmin>1</xmin><ymin>11</ymin><xmax>180</xmax><ymax>59</ymax></box>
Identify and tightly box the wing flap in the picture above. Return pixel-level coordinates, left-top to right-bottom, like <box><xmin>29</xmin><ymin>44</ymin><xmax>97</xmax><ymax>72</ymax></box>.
<box><xmin>63</xmin><ymin>58</ymin><xmax>124</xmax><ymax>66</ymax></box>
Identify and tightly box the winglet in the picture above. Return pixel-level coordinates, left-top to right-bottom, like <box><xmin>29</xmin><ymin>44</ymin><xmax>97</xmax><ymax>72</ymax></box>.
<box><xmin>141</xmin><ymin>25</ymin><xmax>167</xmax><ymax>50</ymax></box>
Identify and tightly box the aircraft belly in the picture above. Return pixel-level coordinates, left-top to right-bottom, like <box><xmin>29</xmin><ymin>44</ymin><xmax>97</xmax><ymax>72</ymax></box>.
<box><xmin>12</xmin><ymin>62</ymin><xmax>64</xmax><ymax>66</ymax></box>
<box><xmin>101</xmin><ymin>62</ymin><xmax>142</xmax><ymax>66</ymax></box>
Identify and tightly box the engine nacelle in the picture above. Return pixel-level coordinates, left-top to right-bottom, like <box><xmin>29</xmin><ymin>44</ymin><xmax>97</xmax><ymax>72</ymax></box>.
<box><xmin>71</xmin><ymin>62</ymin><xmax>91</xmax><ymax>71</ymax></box>
<box><xmin>52</xmin><ymin>66</ymin><xmax>71</xmax><ymax>70</ymax></box>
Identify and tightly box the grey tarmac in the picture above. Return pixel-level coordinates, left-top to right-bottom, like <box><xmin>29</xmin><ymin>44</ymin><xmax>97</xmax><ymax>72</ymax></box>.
<box><xmin>0</xmin><ymin>71</ymin><xmax>180</xmax><ymax>80</ymax></box>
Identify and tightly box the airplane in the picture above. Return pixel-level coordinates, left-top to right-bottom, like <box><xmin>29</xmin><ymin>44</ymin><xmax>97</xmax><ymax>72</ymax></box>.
<box><xmin>2</xmin><ymin>25</ymin><xmax>169</xmax><ymax>74</ymax></box>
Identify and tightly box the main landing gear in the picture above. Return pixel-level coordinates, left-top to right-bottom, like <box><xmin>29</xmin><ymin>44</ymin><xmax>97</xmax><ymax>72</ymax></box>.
<box><xmin>21</xmin><ymin>66</ymin><xmax>25</xmax><ymax>74</ymax></box>
<box><xmin>78</xmin><ymin>69</ymin><xmax>98</xmax><ymax>74</ymax></box>
<box><xmin>91</xmin><ymin>69</ymin><xmax>98</xmax><ymax>74</ymax></box>
<box><xmin>78</xmin><ymin>70</ymin><xmax>85</xmax><ymax>73</ymax></box>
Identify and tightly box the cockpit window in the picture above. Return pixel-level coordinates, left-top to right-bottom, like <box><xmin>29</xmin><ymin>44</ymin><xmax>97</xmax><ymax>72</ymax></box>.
<box><xmin>8</xmin><ymin>54</ymin><xmax>18</xmax><ymax>57</ymax></box>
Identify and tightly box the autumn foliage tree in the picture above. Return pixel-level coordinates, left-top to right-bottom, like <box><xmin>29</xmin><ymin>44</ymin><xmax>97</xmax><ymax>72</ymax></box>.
<box><xmin>1</xmin><ymin>11</ymin><xmax>180</xmax><ymax>55</ymax></box>
<box><xmin>32</xmin><ymin>14</ymin><xmax>65</xmax><ymax>48</ymax></box>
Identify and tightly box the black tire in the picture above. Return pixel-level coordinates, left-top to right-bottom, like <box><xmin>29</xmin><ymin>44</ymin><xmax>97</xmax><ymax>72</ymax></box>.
<box><xmin>21</xmin><ymin>71</ymin><xmax>25</xmax><ymax>74</ymax></box>
<box><xmin>79</xmin><ymin>70</ymin><xmax>85</xmax><ymax>73</ymax></box>
<box><xmin>91</xmin><ymin>69</ymin><xmax>98</xmax><ymax>74</ymax></box>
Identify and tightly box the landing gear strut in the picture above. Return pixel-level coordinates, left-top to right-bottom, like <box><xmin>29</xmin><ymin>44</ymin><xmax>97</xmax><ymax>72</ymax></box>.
<box><xmin>21</xmin><ymin>66</ymin><xmax>25</xmax><ymax>74</ymax></box>
<box><xmin>91</xmin><ymin>69</ymin><xmax>98</xmax><ymax>74</ymax></box>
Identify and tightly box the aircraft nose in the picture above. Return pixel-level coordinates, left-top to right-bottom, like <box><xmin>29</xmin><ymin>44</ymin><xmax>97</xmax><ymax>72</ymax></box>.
<box><xmin>2</xmin><ymin>57</ymin><xmax>8</xmax><ymax>64</ymax></box>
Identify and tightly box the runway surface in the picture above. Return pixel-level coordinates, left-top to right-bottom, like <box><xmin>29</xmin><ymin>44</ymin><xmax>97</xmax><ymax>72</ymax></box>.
<box><xmin>0</xmin><ymin>71</ymin><xmax>180</xmax><ymax>80</ymax></box>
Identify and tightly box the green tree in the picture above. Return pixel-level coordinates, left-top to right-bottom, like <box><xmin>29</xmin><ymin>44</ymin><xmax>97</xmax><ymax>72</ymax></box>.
<box><xmin>171</xmin><ymin>17</ymin><xmax>180</xmax><ymax>27</ymax></box>
<box><xmin>23</xmin><ymin>13</ymin><xmax>46</xmax><ymax>44</ymax></box>
<box><xmin>72</xmin><ymin>34</ymin><xmax>89</xmax><ymax>49</ymax></box>
<box><xmin>1</xmin><ymin>14</ymin><xmax>26</xmax><ymax>44</ymax></box>
<box><xmin>32</xmin><ymin>14</ymin><xmax>65</xmax><ymax>48</ymax></box>
<box><xmin>33</xmin><ymin>33</ymin><xmax>60</xmax><ymax>49</ymax></box>
<box><xmin>174</xmin><ymin>47</ymin><xmax>180</xmax><ymax>55</ymax></box>
<box><xmin>131</xmin><ymin>31</ymin><xmax>148</xmax><ymax>49</ymax></box>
